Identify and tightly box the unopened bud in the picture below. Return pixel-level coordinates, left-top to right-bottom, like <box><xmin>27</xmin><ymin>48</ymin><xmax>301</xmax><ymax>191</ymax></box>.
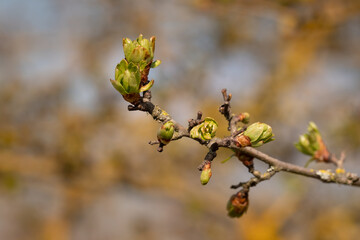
<box><xmin>227</xmin><ymin>189</ymin><xmax>249</xmax><ymax>218</ymax></box>
<box><xmin>238</xmin><ymin>112</ymin><xmax>250</xmax><ymax>124</ymax></box>
<box><xmin>123</xmin><ymin>34</ymin><xmax>156</xmax><ymax>65</ymax></box>
<box><xmin>295</xmin><ymin>122</ymin><xmax>330</xmax><ymax>164</ymax></box>
<box><xmin>157</xmin><ymin>121</ymin><xmax>175</xmax><ymax>145</ymax></box>
<box><xmin>243</xmin><ymin>122</ymin><xmax>274</xmax><ymax>147</ymax></box>
<box><xmin>200</xmin><ymin>162</ymin><xmax>212</xmax><ymax>185</ymax></box>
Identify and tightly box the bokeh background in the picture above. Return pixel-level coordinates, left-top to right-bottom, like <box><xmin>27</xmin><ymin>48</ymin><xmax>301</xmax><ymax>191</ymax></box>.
<box><xmin>1</xmin><ymin>0</ymin><xmax>360</xmax><ymax>239</ymax></box>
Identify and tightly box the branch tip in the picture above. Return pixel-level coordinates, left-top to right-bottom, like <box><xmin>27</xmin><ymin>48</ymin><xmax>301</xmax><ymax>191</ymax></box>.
<box><xmin>149</xmin><ymin>140</ymin><xmax>159</xmax><ymax>145</ymax></box>
<box><xmin>197</xmin><ymin>111</ymin><xmax>203</xmax><ymax>120</ymax></box>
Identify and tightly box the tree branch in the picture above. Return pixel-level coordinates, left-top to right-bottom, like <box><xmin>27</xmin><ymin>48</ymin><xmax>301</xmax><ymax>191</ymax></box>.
<box><xmin>128</xmin><ymin>90</ymin><xmax>359</xmax><ymax>188</ymax></box>
<box><xmin>113</xmin><ymin>34</ymin><xmax>359</xmax><ymax>218</ymax></box>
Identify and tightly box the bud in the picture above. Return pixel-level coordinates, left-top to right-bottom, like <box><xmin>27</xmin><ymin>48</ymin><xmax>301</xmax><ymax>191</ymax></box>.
<box><xmin>123</xmin><ymin>34</ymin><xmax>161</xmax><ymax>72</ymax></box>
<box><xmin>190</xmin><ymin>117</ymin><xmax>218</xmax><ymax>141</ymax></box>
<box><xmin>157</xmin><ymin>121</ymin><xmax>175</xmax><ymax>145</ymax></box>
<box><xmin>235</xmin><ymin>122</ymin><xmax>274</xmax><ymax>147</ymax></box>
<box><xmin>123</xmin><ymin>34</ymin><xmax>156</xmax><ymax>65</ymax></box>
<box><xmin>110</xmin><ymin>59</ymin><xmax>154</xmax><ymax>102</ymax></box>
<box><xmin>238</xmin><ymin>112</ymin><xmax>250</xmax><ymax>124</ymax></box>
<box><xmin>200</xmin><ymin>162</ymin><xmax>212</xmax><ymax>185</ymax></box>
<box><xmin>111</xmin><ymin>34</ymin><xmax>161</xmax><ymax>102</ymax></box>
<box><xmin>295</xmin><ymin>122</ymin><xmax>330</xmax><ymax>163</ymax></box>
<box><xmin>227</xmin><ymin>189</ymin><xmax>249</xmax><ymax>218</ymax></box>
<box><xmin>297</xmin><ymin>135</ymin><xmax>315</xmax><ymax>155</ymax></box>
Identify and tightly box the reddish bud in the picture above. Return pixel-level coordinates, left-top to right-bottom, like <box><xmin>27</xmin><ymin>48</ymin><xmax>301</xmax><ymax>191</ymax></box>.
<box><xmin>227</xmin><ymin>189</ymin><xmax>249</xmax><ymax>218</ymax></box>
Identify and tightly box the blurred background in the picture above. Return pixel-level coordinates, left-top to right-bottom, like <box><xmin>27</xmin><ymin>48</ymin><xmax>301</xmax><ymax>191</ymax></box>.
<box><xmin>1</xmin><ymin>0</ymin><xmax>360</xmax><ymax>239</ymax></box>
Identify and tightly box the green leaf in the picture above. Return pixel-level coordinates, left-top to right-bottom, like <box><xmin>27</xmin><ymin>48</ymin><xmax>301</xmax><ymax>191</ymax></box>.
<box><xmin>151</xmin><ymin>60</ymin><xmax>161</xmax><ymax>68</ymax></box>
<box><xmin>115</xmin><ymin>59</ymin><xmax>128</xmax><ymax>82</ymax></box>
<box><xmin>139</xmin><ymin>79</ymin><xmax>154</xmax><ymax>92</ymax></box>
<box><xmin>110</xmin><ymin>79</ymin><xmax>128</xmax><ymax>95</ymax></box>
<box><xmin>190</xmin><ymin>125</ymin><xmax>202</xmax><ymax>139</ymax></box>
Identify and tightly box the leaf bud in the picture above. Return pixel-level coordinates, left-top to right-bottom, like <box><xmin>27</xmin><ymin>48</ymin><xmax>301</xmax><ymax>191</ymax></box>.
<box><xmin>157</xmin><ymin>121</ymin><xmax>175</xmax><ymax>145</ymax></box>
<box><xmin>238</xmin><ymin>112</ymin><xmax>250</xmax><ymax>124</ymax></box>
<box><xmin>227</xmin><ymin>189</ymin><xmax>249</xmax><ymax>218</ymax></box>
<box><xmin>110</xmin><ymin>59</ymin><xmax>154</xmax><ymax>103</ymax></box>
<box><xmin>235</xmin><ymin>122</ymin><xmax>274</xmax><ymax>148</ymax></box>
<box><xmin>200</xmin><ymin>162</ymin><xmax>212</xmax><ymax>185</ymax></box>
<box><xmin>123</xmin><ymin>34</ymin><xmax>155</xmax><ymax>65</ymax></box>
<box><xmin>295</xmin><ymin>122</ymin><xmax>330</xmax><ymax>164</ymax></box>
<box><xmin>190</xmin><ymin>117</ymin><xmax>218</xmax><ymax>141</ymax></box>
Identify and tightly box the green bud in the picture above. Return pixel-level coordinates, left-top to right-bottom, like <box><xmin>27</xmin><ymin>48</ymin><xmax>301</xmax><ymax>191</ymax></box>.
<box><xmin>190</xmin><ymin>117</ymin><xmax>218</xmax><ymax>141</ymax></box>
<box><xmin>308</xmin><ymin>121</ymin><xmax>319</xmax><ymax>133</ymax></box>
<box><xmin>295</xmin><ymin>122</ymin><xmax>321</xmax><ymax>156</ymax></box>
<box><xmin>123</xmin><ymin>34</ymin><xmax>157</xmax><ymax>65</ymax></box>
<box><xmin>295</xmin><ymin>122</ymin><xmax>330</xmax><ymax>164</ymax></box>
<box><xmin>296</xmin><ymin>135</ymin><xmax>314</xmax><ymax>155</ymax></box>
<box><xmin>112</xmin><ymin>34</ymin><xmax>161</xmax><ymax>102</ymax></box>
<box><xmin>227</xmin><ymin>189</ymin><xmax>249</xmax><ymax>218</ymax></box>
<box><xmin>110</xmin><ymin>59</ymin><xmax>154</xmax><ymax>96</ymax></box>
<box><xmin>200</xmin><ymin>163</ymin><xmax>212</xmax><ymax>185</ymax></box>
<box><xmin>243</xmin><ymin>122</ymin><xmax>274</xmax><ymax>147</ymax></box>
<box><xmin>157</xmin><ymin>121</ymin><xmax>175</xmax><ymax>145</ymax></box>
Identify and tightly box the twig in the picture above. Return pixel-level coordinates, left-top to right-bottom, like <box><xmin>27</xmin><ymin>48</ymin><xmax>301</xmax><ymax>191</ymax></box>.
<box><xmin>219</xmin><ymin>89</ymin><xmax>237</xmax><ymax>133</ymax></box>
<box><xmin>231</xmin><ymin>166</ymin><xmax>278</xmax><ymax>189</ymax></box>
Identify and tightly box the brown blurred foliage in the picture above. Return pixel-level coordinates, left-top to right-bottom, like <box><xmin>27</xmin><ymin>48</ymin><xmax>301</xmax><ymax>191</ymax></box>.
<box><xmin>1</xmin><ymin>0</ymin><xmax>360</xmax><ymax>239</ymax></box>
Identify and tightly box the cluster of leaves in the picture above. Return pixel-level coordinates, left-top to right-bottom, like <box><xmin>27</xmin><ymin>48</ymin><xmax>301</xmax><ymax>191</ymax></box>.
<box><xmin>295</xmin><ymin>122</ymin><xmax>330</xmax><ymax>166</ymax></box>
<box><xmin>190</xmin><ymin>117</ymin><xmax>218</xmax><ymax>141</ymax></box>
<box><xmin>110</xmin><ymin>34</ymin><xmax>161</xmax><ymax>103</ymax></box>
